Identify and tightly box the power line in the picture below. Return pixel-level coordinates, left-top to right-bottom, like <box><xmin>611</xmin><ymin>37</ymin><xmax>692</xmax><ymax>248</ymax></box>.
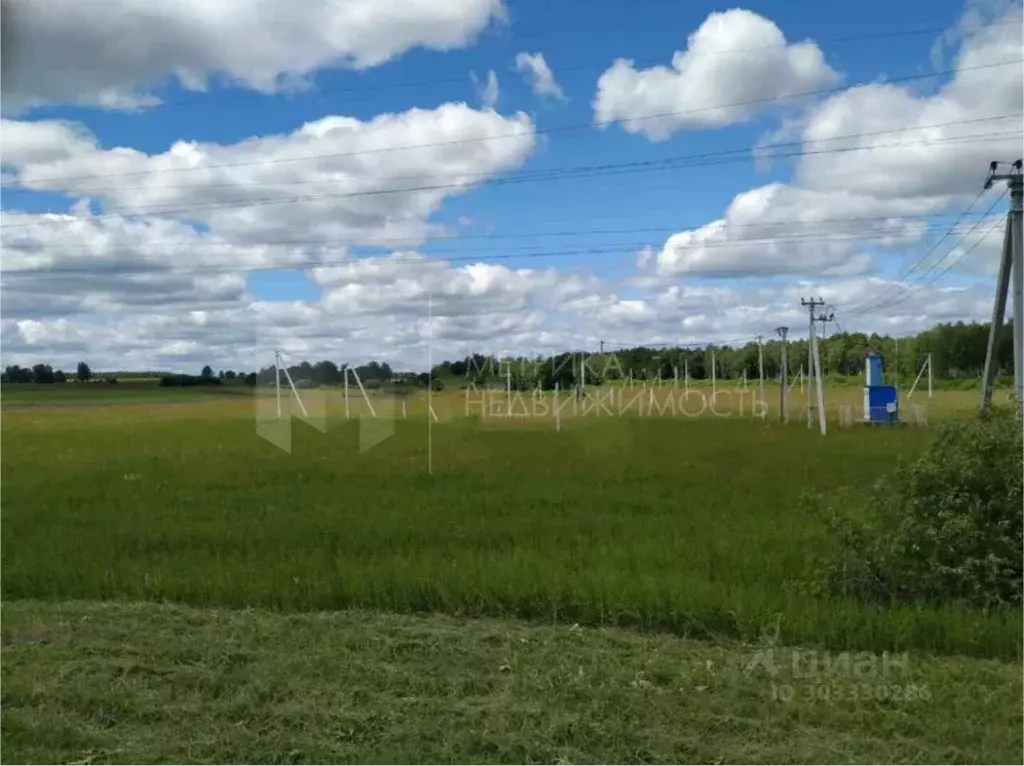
<box><xmin>3</xmin><ymin>212</ymin><xmax>986</xmax><ymax>256</ymax></box>
<box><xmin>4</xmin><ymin>220</ymin><xmax>1002</xmax><ymax>278</ymax></box>
<box><xmin>978</xmin><ymin>158</ymin><xmax>1023</xmax><ymax>415</ymax></box>
<box><xmin>6</xmin><ymin>114</ymin><xmax>1016</xmax><ymax>195</ymax></box>
<box><xmin>5</xmin><ymin>58</ymin><xmax>1019</xmax><ymax>187</ymax></box>
<box><xmin>599</xmin><ymin>335</ymin><xmax>756</xmax><ymax>350</ymax></box>
<box><xmin>869</xmin><ymin>211</ymin><xmax>1008</xmax><ymax>313</ymax></box>
<box><xmin>848</xmin><ymin>190</ymin><xmax>1009</xmax><ymax>315</ymax></box>
<box><xmin>842</xmin><ymin>186</ymin><xmax>994</xmax><ymax>314</ymax></box>
<box><xmin>3</xmin><ymin>128</ymin><xmax>1019</xmax><ymax>231</ymax></box>
<box><xmin>25</xmin><ymin>18</ymin><xmax>1016</xmax><ymax>112</ymax></box>
<box><xmin>851</xmin><ymin>215</ymin><xmax>1005</xmax><ymax>315</ymax></box>
<box><xmin>919</xmin><ymin>215</ymin><xmax>1008</xmax><ymax>286</ymax></box>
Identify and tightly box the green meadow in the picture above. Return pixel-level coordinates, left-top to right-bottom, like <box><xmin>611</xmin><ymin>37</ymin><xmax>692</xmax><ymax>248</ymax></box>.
<box><xmin>2</xmin><ymin>385</ymin><xmax>1019</xmax><ymax>656</ymax></box>
<box><xmin>2</xmin><ymin>383</ymin><xmax>1021</xmax><ymax>763</ymax></box>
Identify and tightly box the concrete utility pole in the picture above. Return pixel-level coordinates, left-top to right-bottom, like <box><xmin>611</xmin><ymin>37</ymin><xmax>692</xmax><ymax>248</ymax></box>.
<box><xmin>908</xmin><ymin>353</ymin><xmax>933</xmax><ymax>399</ymax></box>
<box><xmin>710</xmin><ymin>348</ymin><xmax>717</xmax><ymax>396</ymax></box>
<box><xmin>801</xmin><ymin>298</ymin><xmax>830</xmax><ymax>434</ymax></box>
<box><xmin>776</xmin><ymin>326</ymin><xmax>789</xmax><ymax>422</ymax></box>
<box><xmin>756</xmin><ymin>334</ymin><xmax>765</xmax><ymax>415</ymax></box>
<box><xmin>813</xmin><ymin>305</ymin><xmax>834</xmax><ymax>382</ymax></box>
<box><xmin>894</xmin><ymin>337</ymin><xmax>900</xmax><ymax>391</ymax></box>
<box><xmin>275</xmin><ymin>350</ymin><xmax>282</xmax><ymax>419</ymax></box>
<box><xmin>343</xmin><ymin>365</ymin><xmax>350</xmax><ymax>419</ymax></box>
<box><xmin>928</xmin><ymin>352</ymin><xmax>933</xmax><ymax>398</ymax></box>
<box><xmin>576</xmin><ymin>350</ymin><xmax>586</xmax><ymax>403</ymax></box>
<box><xmin>818</xmin><ymin>308</ymin><xmax>835</xmax><ymax>347</ymax></box>
<box><xmin>818</xmin><ymin>310</ymin><xmax>833</xmax><ymax>340</ymax></box>
<box><xmin>273</xmin><ymin>349</ymin><xmax>308</xmax><ymax>420</ymax></box>
<box><xmin>980</xmin><ymin>159</ymin><xmax>1023</xmax><ymax>420</ymax></box>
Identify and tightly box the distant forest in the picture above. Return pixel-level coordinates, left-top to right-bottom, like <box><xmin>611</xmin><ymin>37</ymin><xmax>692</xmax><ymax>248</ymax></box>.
<box><xmin>428</xmin><ymin>320</ymin><xmax>1016</xmax><ymax>391</ymax></box>
<box><xmin>2</xmin><ymin>320</ymin><xmax>1016</xmax><ymax>390</ymax></box>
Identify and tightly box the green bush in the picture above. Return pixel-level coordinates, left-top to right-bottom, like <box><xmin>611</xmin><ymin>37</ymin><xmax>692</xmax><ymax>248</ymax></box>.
<box><xmin>814</xmin><ymin>406</ymin><xmax>1022</xmax><ymax>609</ymax></box>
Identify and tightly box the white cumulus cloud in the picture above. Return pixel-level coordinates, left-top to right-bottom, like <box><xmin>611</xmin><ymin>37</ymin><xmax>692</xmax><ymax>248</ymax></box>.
<box><xmin>514</xmin><ymin>52</ymin><xmax>565</xmax><ymax>100</ymax></box>
<box><xmin>470</xmin><ymin>70</ymin><xmax>500</xmax><ymax>109</ymax></box>
<box><xmin>1</xmin><ymin>0</ymin><xmax>507</xmax><ymax>111</ymax></box>
<box><xmin>0</xmin><ymin>2</ymin><xmax>1013</xmax><ymax>373</ymax></box>
<box><xmin>652</xmin><ymin>5</ymin><xmax>1022</xmax><ymax>287</ymax></box>
<box><xmin>1</xmin><ymin>103</ymin><xmax>537</xmax><ymax>247</ymax></box>
<box><xmin>592</xmin><ymin>9</ymin><xmax>838</xmax><ymax>140</ymax></box>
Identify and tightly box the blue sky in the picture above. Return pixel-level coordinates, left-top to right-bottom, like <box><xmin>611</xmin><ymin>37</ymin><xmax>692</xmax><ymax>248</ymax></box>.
<box><xmin>1</xmin><ymin>0</ymin><xmax>1021</xmax><ymax>371</ymax></box>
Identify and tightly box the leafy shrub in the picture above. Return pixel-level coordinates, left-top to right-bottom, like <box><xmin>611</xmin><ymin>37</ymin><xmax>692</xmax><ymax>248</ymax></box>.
<box><xmin>815</xmin><ymin>406</ymin><xmax>1022</xmax><ymax>609</ymax></box>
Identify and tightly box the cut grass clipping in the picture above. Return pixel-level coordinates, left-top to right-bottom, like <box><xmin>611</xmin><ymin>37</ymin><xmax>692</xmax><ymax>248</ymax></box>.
<box><xmin>2</xmin><ymin>600</ymin><xmax>1021</xmax><ymax>765</ymax></box>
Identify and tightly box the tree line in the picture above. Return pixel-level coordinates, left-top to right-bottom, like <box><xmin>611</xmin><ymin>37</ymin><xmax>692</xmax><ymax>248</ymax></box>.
<box><xmin>2</xmin><ymin>361</ymin><xmax>97</xmax><ymax>385</ymax></box>
<box><xmin>429</xmin><ymin>320</ymin><xmax>1017</xmax><ymax>391</ymax></box>
<box><xmin>2</xmin><ymin>320</ymin><xmax>1015</xmax><ymax>390</ymax></box>
<box><xmin>0</xmin><ymin>358</ymin><xmax>425</xmax><ymax>388</ymax></box>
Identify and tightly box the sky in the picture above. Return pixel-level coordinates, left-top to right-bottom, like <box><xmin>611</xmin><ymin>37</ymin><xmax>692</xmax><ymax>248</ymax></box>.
<box><xmin>1</xmin><ymin>0</ymin><xmax>1022</xmax><ymax>373</ymax></box>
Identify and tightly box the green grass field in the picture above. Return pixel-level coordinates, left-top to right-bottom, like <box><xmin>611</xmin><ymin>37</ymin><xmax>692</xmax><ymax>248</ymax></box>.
<box><xmin>3</xmin><ymin>601</ymin><xmax>1021</xmax><ymax>764</ymax></box>
<box><xmin>0</xmin><ymin>381</ymin><xmax>251</xmax><ymax>407</ymax></box>
<box><xmin>2</xmin><ymin>382</ymin><xmax>1021</xmax><ymax>763</ymax></box>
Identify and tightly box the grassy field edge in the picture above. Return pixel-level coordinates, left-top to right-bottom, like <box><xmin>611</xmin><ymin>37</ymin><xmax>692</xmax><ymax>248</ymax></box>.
<box><xmin>2</xmin><ymin>599</ymin><xmax>1022</xmax><ymax>764</ymax></box>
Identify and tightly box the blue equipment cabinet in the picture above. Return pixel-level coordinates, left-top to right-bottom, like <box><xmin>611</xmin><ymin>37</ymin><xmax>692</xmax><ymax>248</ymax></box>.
<box><xmin>864</xmin><ymin>385</ymin><xmax>898</xmax><ymax>423</ymax></box>
<box><xmin>865</xmin><ymin>353</ymin><xmax>883</xmax><ymax>387</ymax></box>
<box><xmin>863</xmin><ymin>353</ymin><xmax>899</xmax><ymax>424</ymax></box>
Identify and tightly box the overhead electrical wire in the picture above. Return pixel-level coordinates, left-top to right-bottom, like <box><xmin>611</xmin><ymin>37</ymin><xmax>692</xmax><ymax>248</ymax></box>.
<box><xmin>840</xmin><ymin>186</ymin><xmax>992</xmax><ymax>314</ymax></box>
<box><xmin>599</xmin><ymin>335</ymin><xmax>757</xmax><ymax>350</ymax></box>
<box><xmin>8</xmin><ymin>221</ymin><xmax>990</xmax><ymax>278</ymax></box>
<box><xmin>3</xmin><ymin>125</ymin><xmax>1019</xmax><ymax>231</ymax></box>
<box><xmin>913</xmin><ymin>214</ymin><xmax>1007</xmax><ymax>288</ymax></box>
<box><xmin>2</xmin><ymin>39</ymin><xmax>1019</xmax><ymax>305</ymax></box>
<box><xmin>5</xmin><ymin>114</ymin><xmax>1015</xmax><ymax>195</ymax></box>
<box><xmin>28</xmin><ymin>18</ymin><xmax>1017</xmax><ymax>112</ymax></box>
<box><xmin>3</xmin><ymin>58</ymin><xmax>1019</xmax><ymax>188</ymax></box>
<box><xmin>4</xmin><ymin>15</ymin><xmax>1020</xmax><ymax>367</ymax></box>
<box><xmin>855</xmin><ymin>196</ymin><xmax>1009</xmax><ymax>314</ymax></box>
<box><xmin>845</xmin><ymin>189</ymin><xmax>1009</xmax><ymax>315</ymax></box>
<box><xmin>5</xmin><ymin>212</ymin><xmax>992</xmax><ymax>256</ymax></box>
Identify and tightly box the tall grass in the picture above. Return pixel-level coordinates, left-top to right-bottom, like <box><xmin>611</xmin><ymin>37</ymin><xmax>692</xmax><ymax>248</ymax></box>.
<box><xmin>2</xmin><ymin>401</ymin><xmax>1019</xmax><ymax>658</ymax></box>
